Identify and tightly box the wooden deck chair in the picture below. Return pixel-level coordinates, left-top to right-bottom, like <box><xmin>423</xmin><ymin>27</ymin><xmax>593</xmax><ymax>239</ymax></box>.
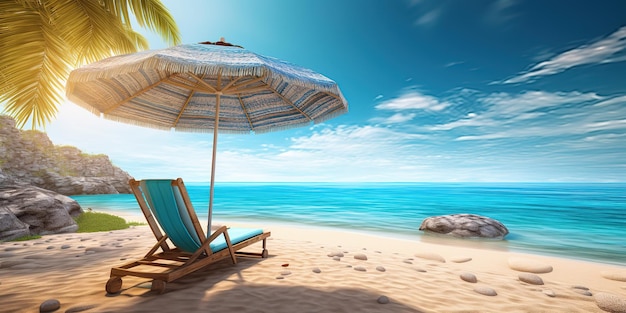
<box><xmin>105</xmin><ymin>178</ymin><xmax>271</xmax><ymax>294</ymax></box>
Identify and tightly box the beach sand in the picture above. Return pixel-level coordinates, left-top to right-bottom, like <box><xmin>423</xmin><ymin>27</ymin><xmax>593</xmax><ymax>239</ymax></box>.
<box><xmin>1</xmin><ymin>217</ymin><xmax>625</xmax><ymax>313</ymax></box>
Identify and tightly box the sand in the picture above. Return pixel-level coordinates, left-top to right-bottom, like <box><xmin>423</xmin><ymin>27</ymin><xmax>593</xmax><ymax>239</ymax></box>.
<box><xmin>1</xmin><ymin>219</ymin><xmax>625</xmax><ymax>313</ymax></box>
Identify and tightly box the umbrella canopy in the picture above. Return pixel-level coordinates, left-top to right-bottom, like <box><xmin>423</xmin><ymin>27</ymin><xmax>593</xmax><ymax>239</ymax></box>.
<box><xmin>66</xmin><ymin>40</ymin><xmax>348</xmax><ymax>232</ymax></box>
<box><xmin>66</xmin><ymin>41</ymin><xmax>347</xmax><ymax>133</ymax></box>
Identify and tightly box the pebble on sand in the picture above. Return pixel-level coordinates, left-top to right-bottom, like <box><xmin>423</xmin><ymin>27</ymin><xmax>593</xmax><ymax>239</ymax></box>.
<box><xmin>354</xmin><ymin>253</ymin><xmax>367</xmax><ymax>261</ymax></box>
<box><xmin>460</xmin><ymin>272</ymin><xmax>477</xmax><ymax>283</ymax></box>
<box><xmin>450</xmin><ymin>257</ymin><xmax>472</xmax><ymax>263</ymax></box>
<box><xmin>518</xmin><ymin>273</ymin><xmax>544</xmax><ymax>285</ymax></box>
<box><xmin>595</xmin><ymin>292</ymin><xmax>626</xmax><ymax>313</ymax></box>
<box><xmin>312</xmin><ymin>267</ymin><xmax>321</xmax><ymax>273</ymax></box>
<box><xmin>414</xmin><ymin>252</ymin><xmax>446</xmax><ymax>263</ymax></box>
<box><xmin>543</xmin><ymin>289</ymin><xmax>556</xmax><ymax>297</ymax></box>
<box><xmin>573</xmin><ymin>288</ymin><xmax>593</xmax><ymax>296</ymax></box>
<box><xmin>377</xmin><ymin>296</ymin><xmax>389</xmax><ymax>304</ymax></box>
<box><xmin>280</xmin><ymin>270</ymin><xmax>291</xmax><ymax>276</ymax></box>
<box><xmin>327</xmin><ymin>251</ymin><xmax>344</xmax><ymax>258</ymax></box>
<box><xmin>354</xmin><ymin>266</ymin><xmax>367</xmax><ymax>272</ymax></box>
<box><xmin>507</xmin><ymin>257</ymin><xmax>553</xmax><ymax>274</ymax></box>
<box><xmin>376</xmin><ymin>266</ymin><xmax>386</xmax><ymax>272</ymax></box>
<box><xmin>40</xmin><ymin>299</ymin><xmax>60</xmax><ymax>312</ymax></box>
<box><xmin>474</xmin><ymin>286</ymin><xmax>497</xmax><ymax>296</ymax></box>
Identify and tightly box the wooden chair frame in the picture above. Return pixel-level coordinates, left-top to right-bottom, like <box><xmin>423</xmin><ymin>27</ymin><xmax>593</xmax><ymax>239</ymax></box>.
<box><xmin>105</xmin><ymin>178</ymin><xmax>271</xmax><ymax>294</ymax></box>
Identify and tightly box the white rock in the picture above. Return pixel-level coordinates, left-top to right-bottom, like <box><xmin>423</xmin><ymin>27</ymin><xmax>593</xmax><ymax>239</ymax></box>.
<box><xmin>518</xmin><ymin>273</ymin><xmax>544</xmax><ymax>285</ymax></box>
<box><xmin>595</xmin><ymin>292</ymin><xmax>626</xmax><ymax>313</ymax></box>
<box><xmin>460</xmin><ymin>272</ymin><xmax>477</xmax><ymax>283</ymax></box>
<box><xmin>601</xmin><ymin>271</ymin><xmax>626</xmax><ymax>282</ymax></box>
<box><xmin>354</xmin><ymin>253</ymin><xmax>367</xmax><ymax>261</ymax></box>
<box><xmin>414</xmin><ymin>252</ymin><xmax>445</xmax><ymax>263</ymax></box>
<box><xmin>474</xmin><ymin>286</ymin><xmax>497</xmax><ymax>296</ymax></box>
<box><xmin>508</xmin><ymin>257</ymin><xmax>553</xmax><ymax>273</ymax></box>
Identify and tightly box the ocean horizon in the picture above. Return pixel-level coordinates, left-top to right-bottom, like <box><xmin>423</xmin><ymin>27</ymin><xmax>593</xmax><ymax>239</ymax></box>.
<box><xmin>71</xmin><ymin>182</ymin><xmax>626</xmax><ymax>266</ymax></box>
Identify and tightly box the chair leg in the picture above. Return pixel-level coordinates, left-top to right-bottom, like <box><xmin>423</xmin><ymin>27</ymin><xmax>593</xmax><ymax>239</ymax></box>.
<box><xmin>105</xmin><ymin>276</ymin><xmax>123</xmax><ymax>294</ymax></box>
<box><xmin>151</xmin><ymin>280</ymin><xmax>166</xmax><ymax>294</ymax></box>
<box><xmin>262</xmin><ymin>238</ymin><xmax>269</xmax><ymax>258</ymax></box>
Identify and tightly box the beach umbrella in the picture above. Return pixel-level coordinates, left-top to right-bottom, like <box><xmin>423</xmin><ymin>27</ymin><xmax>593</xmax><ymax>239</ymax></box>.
<box><xmin>65</xmin><ymin>39</ymin><xmax>348</xmax><ymax>232</ymax></box>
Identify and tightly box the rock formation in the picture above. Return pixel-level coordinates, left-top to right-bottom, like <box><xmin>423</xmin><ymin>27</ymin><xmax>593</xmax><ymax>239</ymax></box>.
<box><xmin>419</xmin><ymin>213</ymin><xmax>509</xmax><ymax>239</ymax></box>
<box><xmin>0</xmin><ymin>115</ymin><xmax>132</xmax><ymax>195</ymax></box>
<box><xmin>0</xmin><ymin>185</ymin><xmax>82</xmax><ymax>240</ymax></box>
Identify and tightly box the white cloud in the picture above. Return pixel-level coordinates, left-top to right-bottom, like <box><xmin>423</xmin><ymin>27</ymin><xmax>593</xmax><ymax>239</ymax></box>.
<box><xmin>46</xmin><ymin>105</ymin><xmax>437</xmax><ymax>182</ymax></box>
<box><xmin>479</xmin><ymin>91</ymin><xmax>601</xmax><ymax>117</ymax></box>
<box><xmin>593</xmin><ymin>95</ymin><xmax>626</xmax><ymax>107</ymax></box>
<box><xmin>485</xmin><ymin>0</ymin><xmax>519</xmax><ymax>25</ymax></box>
<box><xmin>502</xmin><ymin>26</ymin><xmax>626</xmax><ymax>84</ymax></box>
<box><xmin>430</xmin><ymin>91</ymin><xmax>626</xmax><ymax>143</ymax></box>
<box><xmin>430</xmin><ymin>91</ymin><xmax>601</xmax><ymax>132</ymax></box>
<box><xmin>384</xmin><ymin>113</ymin><xmax>417</xmax><ymax>124</ymax></box>
<box><xmin>415</xmin><ymin>9</ymin><xmax>441</xmax><ymax>27</ymax></box>
<box><xmin>43</xmin><ymin>88</ymin><xmax>626</xmax><ymax>182</ymax></box>
<box><xmin>375</xmin><ymin>90</ymin><xmax>450</xmax><ymax>111</ymax></box>
<box><xmin>444</xmin><ymin>61</ymin><xmax>464</xmax><ymax>68</ymax></box>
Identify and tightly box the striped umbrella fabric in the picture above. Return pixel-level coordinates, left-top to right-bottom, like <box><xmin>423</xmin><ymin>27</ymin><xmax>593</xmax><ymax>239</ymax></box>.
<box><xmin>66</xmin><ymin>42</ymin><xmax>348</xmax><ymax>134</ymax></box>
<box><xmin>65</xmin><ymin>40</ymin><xmax>348</xmax><ymax>232</ymax></box>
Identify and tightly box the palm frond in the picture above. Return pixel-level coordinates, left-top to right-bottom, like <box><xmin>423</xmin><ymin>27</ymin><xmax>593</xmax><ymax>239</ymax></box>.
<box><xmin>104</xmin><ymin>0</ymin><xmax>181</xmax><ymax>46</ymax></box>
<box><xmin>0</xmin><ymin>0</ymin><xmax>180</xmax><ymax>128</ymax></box>
<box><xmin>0</xmin><ymin>1</ymin><xmax>73</xmax><ymax>129</ymax></box>
<box><xmin>53</xmin><ymin>0</ymin><xmax>148</xmax><ymax>65</ymax></box>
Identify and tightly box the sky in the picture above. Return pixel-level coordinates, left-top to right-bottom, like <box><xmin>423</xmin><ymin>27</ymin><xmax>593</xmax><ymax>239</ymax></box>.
<box><xmin>38</xmin><ymin>0</ymin><xmax>626</xmax><ymax>182</ymax></box>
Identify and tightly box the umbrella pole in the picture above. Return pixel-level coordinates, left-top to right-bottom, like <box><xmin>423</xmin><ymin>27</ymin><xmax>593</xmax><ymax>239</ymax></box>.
<box><xmin>208</xmin><ymin>92</ymin><xmax>221</xmax><ymax>234</ymax></box>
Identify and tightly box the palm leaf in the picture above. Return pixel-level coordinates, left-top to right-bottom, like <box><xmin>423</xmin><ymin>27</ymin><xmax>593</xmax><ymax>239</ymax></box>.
<box><xmin>0</xmin><ymin>1</ymin><xmax>73</xmax><ymax>128</ymax></box>
<box><xmin>0</xmin><ymin>0</ymin><xmax>181</xmax><ymax>128</ymax></box>
<box><xmin>53</xmin><ymin>0</ymin><xmax>149</xmax><ymax>65</ymax></box>
<box><xmin>104</xmin><ymin>0</ymin><xmax>181</xmax><ymax>46</ymax></box>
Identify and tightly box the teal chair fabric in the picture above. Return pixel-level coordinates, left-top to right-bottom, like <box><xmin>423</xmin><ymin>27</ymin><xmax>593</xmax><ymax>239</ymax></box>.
<box><xmin>140</xmin><ymin>179</ymin><xmax>263</xmax><ymax>253</ymax></box>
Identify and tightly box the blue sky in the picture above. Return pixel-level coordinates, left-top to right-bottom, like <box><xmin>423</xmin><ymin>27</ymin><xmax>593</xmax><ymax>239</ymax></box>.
<box><xmin>44</xmin><ymin>0</ymin><xmax>626</xmax><ymax>182</ymax></box>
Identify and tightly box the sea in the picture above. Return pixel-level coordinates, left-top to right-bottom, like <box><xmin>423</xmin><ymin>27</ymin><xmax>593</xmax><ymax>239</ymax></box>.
<box><xmin>71</xmin><ymin>182</ymin><xmax>626</xmax><ymax>266</ymax></box>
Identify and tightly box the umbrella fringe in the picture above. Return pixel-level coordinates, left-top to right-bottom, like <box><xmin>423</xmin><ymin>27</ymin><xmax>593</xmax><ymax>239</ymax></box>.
<box><xmin>312</xmin><ymin>106</ymin><xmax>349</xmax><ymax>124</ymax></box>
<box><xmin>102</xmin><ymin>114</ymin><xmax>174</xmax><ymax>132</ymax></box>
<box><xmin>172</xmin><ymin>127</ymin><xmax>252</xmax><ymax>134</ymax></box>
<box><xmin>66</xmin><ymin>95</ymin><xmax>107</xmax><ymax>119</ymax></box>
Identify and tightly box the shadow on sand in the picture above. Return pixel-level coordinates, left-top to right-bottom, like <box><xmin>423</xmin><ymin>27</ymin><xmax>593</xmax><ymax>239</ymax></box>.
<box><xmin>103</xmin><ymin>256</ymin><xmax>426</xmax><ymax>313</ymax></box>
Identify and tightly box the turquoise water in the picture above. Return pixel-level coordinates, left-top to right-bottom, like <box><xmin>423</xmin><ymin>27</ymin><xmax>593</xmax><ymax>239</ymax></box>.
<box><xmin>71</xmin><ymin>183</ymin><xmax>626</xmax><ymax>266</ymax></box>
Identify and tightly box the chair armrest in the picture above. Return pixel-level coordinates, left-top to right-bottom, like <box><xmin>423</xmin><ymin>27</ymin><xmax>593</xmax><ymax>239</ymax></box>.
<box><xmin>206</xmin><ymin>225</ymin><xmax>229</xmax><ymax>243</ymax></box>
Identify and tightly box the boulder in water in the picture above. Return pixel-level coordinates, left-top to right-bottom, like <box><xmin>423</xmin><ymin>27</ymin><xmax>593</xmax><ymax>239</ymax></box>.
<box><xmin>419</xmin><ymin>214</ymin><xmax>509</xmax><ymax>239</ymax></box>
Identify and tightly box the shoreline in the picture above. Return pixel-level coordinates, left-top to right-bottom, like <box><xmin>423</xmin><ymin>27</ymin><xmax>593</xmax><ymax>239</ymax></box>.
<box><xmin>1</xmin><ymin>212</ymin><xmax>624</xmax><ymax>312</ymax></box>
<box><xmin>100</xmin><ymin>209</ymin><xmax>626</xmax><ymax>267</ymax></box>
